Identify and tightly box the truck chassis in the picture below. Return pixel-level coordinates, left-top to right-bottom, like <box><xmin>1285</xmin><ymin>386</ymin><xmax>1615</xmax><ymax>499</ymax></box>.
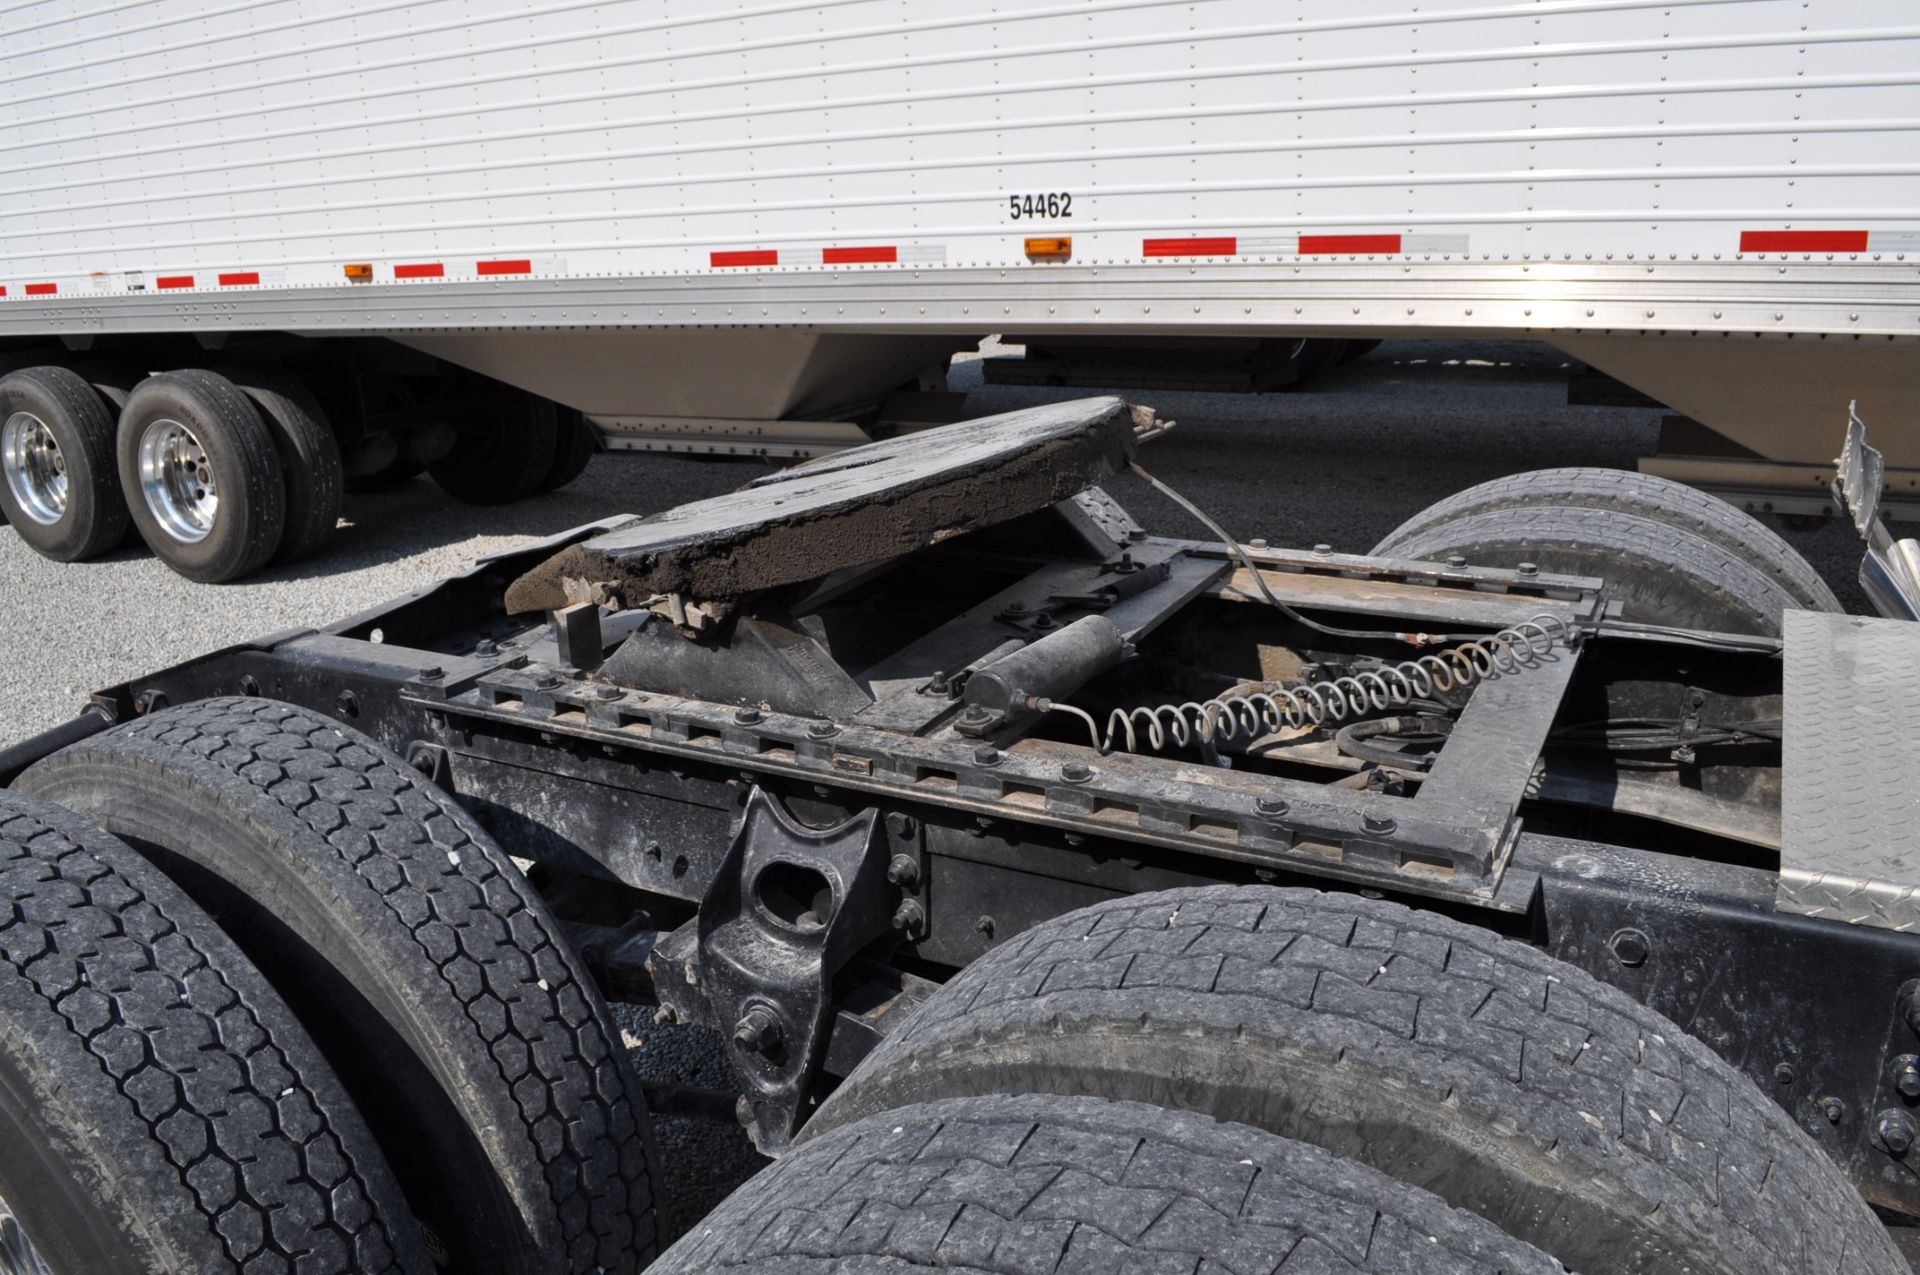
<box><xmin>3</xmin><ymin>395</ymin><xmax>1917</xmax><ymax>1272</ymax></box>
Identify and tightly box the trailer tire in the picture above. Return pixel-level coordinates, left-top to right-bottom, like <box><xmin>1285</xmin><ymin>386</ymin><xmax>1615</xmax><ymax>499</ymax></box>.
<box><xmin>1369</xmin><ymin>504</ymin><xmax>1803</xmax><ymax>634</ymax></box>
<box><xmin>118</xmin><ymin>370</ymin><xmax>286</xmax><ymax>583</ymax></box>
<box><xmin>808</xmin><ymin>886</ymin><xmax>1904</xmax><ymax>1275</ymax></box>
<box><xmin>219</xmin><ymin>366</ymin><xmax>345</xmax><ymax>565</ymax></box>
<box><xmin>1373</xmin><ymin>467</ymin><xmax>1841</xmax><ymax>612</ymax></box>
<box><xmin>0</xmin><ymin>791</ymin><xmax>430</xmax><ymax>1275</ymax></box>
<box><xmin>1279</xmin><ymin>337</ymin><xmax>1348</xmax><ymax>391</ymax></box>
<box><xmin>0</xmin><ymin>365</ymin><xmax>130</xmax><ymax>561</ymax></box>
<box><xmin>534</xmin><ymin>407</ymin><xmax>597</xmax><ymax>495</ymax></box>
<box><xmin>428</xmin><ymin>390</ymin><xmax>561</xmax><ymax>505</ymax></box>
<box><xmin>656</xmin><ymin>1092</ymin><xmax>1562</xmax><ymax>1275</ymax></box>
<box><xmin>18</xmin><ymin>698</ymin><xmax>660</xmax><ymax>1275</ymax></box>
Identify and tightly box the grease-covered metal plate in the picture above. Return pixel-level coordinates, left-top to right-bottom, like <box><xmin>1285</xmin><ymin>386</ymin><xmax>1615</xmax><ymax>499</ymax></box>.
<box><xmin>1778</xmin><ymin>609</ymin><xmax>1920</xmax><ymax>932</ymax></box>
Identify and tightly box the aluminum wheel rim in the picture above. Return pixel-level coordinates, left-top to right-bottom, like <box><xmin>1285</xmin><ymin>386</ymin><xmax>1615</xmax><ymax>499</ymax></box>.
<box><xmin>2</xmin><ymin>411</ymin><xmax>68</xmax><ymax>526</ymax></box>
<box><xmin>137</xmin><ymin>417</ymin><xmax>218</xmax><ymax>544</ymax></box>
<box><xmin>0</xmin><ymin>1194</ymin><xmax>52</xmax><ymax>1275</ymax></box>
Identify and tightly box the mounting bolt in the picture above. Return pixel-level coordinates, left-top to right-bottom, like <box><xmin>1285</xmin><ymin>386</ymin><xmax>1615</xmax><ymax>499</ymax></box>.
<box><xmin>961</xmin><ymin>705</ymin><xmax>993</xmax><ymax>723</ymax></box>
<box><xmin>1061</xmin><ymin>761</ymin><xmax>1094</xmax><ymax>784</ymax></box>
<box><xmin>1248</xmin><ymin>538</ymin><xmax>1269</xmax><ymax>550</ymax></box>
<box><xmin>534</xmin><ymin>673</ymin><xmax>564</xmax><ymax>690</ymax></box>
<box><xmin>1313</xmin><ymin>543</ymin><xmax>1332</xmax><ymax>555</ymax></box>
<box><xmin>1773</xmin><ymin>1062</ymin><xmax>1797</xmax><ymax>1087</ymax></box>
<box><xmin>595</xmin><ymin>684</ymin><xmax>622</xmax><ymax>701</ymax></box>
<box><xmin>1894</xmin><ymin>1057</ymin><xmax>1920</xmax><ymax>1100</ymax></box>
<box><xmin>976</xmin><ymin>915</ymin><xmax>996</xmax><ymax>938</ymax></box>
<box><xmin>892</xmin><ymin>899</ymin><xmax>926</xmax><ymax>936</ymax></box>
<box><xmin>1517</xmin><ymin>561</ymin><xmax>1540</xmax><ymax>577</ymax></box>
<box><xmin>1900</xmin><ymin>987</ymin><xmax>1920</xmax><ymax>1038</ymax></box>
<box><xmin>735</xmin><ymin>705</ymin><xmax>764</xmax><ymax>725</ymax></box>
<box><xmin>1609</xmin><ymin>928</ymin><xmax>1651</xmax><ymax>967</ymax></box>
<box><xmin>1446</xmin><ymin>555</ymin><xmax>1468</xmax><ymax>569</ymax></box>
<box><xmin>1821</xmin><ymin>1096</ymin><xmax>1847</xmax><ymax>1125</ymax></box>
<box><xmin>807</xmin><ymin>719</ymin><xmax>838</xmax><ymax>739</ymax></box>
<box><xmin>732</xmin><ymin>1006</ymin><xmax>783</xmax><ymax>1057</ymax></box>
<box><xmin>1361</xmin><ymin>814</ymin><xmax>1396</xmax><ymax>836</ymax></box>
<box><xmin>135</xmin><ymin>689</ymin><xmax>170</xmax><ymax>716</ymax></box>
<box><xmin>886</xmin><ymin>812</ymin><xmax>917</xmax><ymax>839</ymax></box>
<box><xmin>418</xmin><ymin>666</ymin><xmax>444</xmax><ymax>682</ymax></box>
<box><xmin>474</xmin><ymin>637</ymin><xmax>498</xmax><ymax>656</ymax></box>
<box><xmin>886</xmin><ymin>854</ymin><xmax>920</xmax><ymax>888</ymax></box>
<box><xmin>1255</xmin><ymin>796</ymin><xmax>1290</xmax><ymax>817</ymax></box>
<box><xmin>974</xmin><ymin>745</ymin><xmax>1001</xmax><ymax>766</ymax></box>
<box><xmin>1878</xmin><ymin>1109</ymin><xmax>1918</xmax><ymax>1156</ymax></box>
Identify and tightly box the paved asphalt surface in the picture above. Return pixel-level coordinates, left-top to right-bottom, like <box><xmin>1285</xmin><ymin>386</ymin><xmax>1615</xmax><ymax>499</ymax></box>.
<box><xmin>0</xmin><ymin>337</ymin><xmax>1907</xmax><ymax>1245</ymax></box>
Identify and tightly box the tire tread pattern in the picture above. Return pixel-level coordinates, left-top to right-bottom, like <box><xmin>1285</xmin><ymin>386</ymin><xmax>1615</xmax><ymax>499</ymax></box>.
<box><xmin>1372</xmin><ymin>466</ymin><xmax>1840</xmax><ymax>612</ymax></box>
<box><xmin>0</xmin><ymin>793</ymin><xmax>421</xmax><ymax>1275</ymax></box>
<box><xmin>56</xmin><ymin>697</ymin><xmax>658</xmax><ymax>1271</ymax></box>
<box><xmin>658</xmin><ymin>1092</ymin><xmax>1564</xmax><ymax>1274</ymax></box>
<box><xmin>1376</xmin><ymin>505</ymin><xmax>1802</xmax><ymax>634</ymax></box>
<box><xmin>814</xmin><ymin>886</ymin><xmax>1903</xmax><ymax>1275</ymax></box>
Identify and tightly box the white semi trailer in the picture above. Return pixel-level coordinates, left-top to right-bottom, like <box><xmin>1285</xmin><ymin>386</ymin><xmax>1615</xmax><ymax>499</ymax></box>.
<box><xmin>3</xmin><ymin>0</ymin><xmax>1918</xmax><ymax>579</ymax></box>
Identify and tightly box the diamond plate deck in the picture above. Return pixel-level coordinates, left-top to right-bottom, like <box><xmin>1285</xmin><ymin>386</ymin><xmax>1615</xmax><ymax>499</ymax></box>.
<box><xmin>1779</xmin><ymin>610</ymin><xmax>1920</xmax><ymax>932</ymax></box>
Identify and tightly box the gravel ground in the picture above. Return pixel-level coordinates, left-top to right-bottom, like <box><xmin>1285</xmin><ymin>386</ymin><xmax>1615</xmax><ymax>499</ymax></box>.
<box><xmin>0</xmin><ymin>336</ymin><xmax>1908</xmax><ymax>1248</ymax></box>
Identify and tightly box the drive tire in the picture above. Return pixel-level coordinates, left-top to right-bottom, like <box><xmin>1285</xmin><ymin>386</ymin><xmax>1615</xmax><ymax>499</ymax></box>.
<box><xmin>219</xmin><ymin>366</ymin><xmax>345</xmax><ymax>565</ymax></box>
<box><xmin>1373</xmin><ymin>467</ymin><xmax>1841</xmax><ymax>613</ymax></box>
<box><xmin>19</xmin><ymin>697</ymin><xmax>660</xmax><ymax>1275</ymax></box>
<box><xmin>808</xmin><ymin>886</ymin><xmax>1905</xmax><ymax>1275</ymax></box>
<box><xmin>118</xmin><ymin>370</ymin><xmax>286</xmax><ymax>583</ymax></box>
<box><xmin>428</xmin><ymin>389</ymin><xmax>561</xmax><ymax>505</ymax></box>
<box><xmin>0</xmin><ymin>791</ymin><xmax>430</xmax><ymax>1275</ymax></box>
<box><xmin>1370</xmin><ymin>504</ymin><xmax>1803</xmax><ymax>634</ymax></box>
<box><xmin>0</xmin><ymin>365</ymin><xmax>129</xmax><ymax>561</ymax></box>
<box><xmin>657</xmin><ymin>1092</ymin><xmax>1563</xmax><ymax>1274</ymax></box>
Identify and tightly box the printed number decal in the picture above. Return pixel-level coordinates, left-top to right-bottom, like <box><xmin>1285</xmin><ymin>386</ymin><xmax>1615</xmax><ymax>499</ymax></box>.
<box><xmin>1008</xmin><ymin>193</ymin><xmax>1073</xmax><ymax>220</ymax></box>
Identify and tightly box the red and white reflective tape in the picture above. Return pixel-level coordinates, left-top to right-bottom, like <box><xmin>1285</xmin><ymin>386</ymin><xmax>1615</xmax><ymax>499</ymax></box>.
<box><xmin>1738</xmin><ymin>229</ymin><xmax>1919</xmax><ymax>253</ymax></box>
<box><xmin>708</xmin><ymin>243</ymin><xmax>946</xmax><ymax>269</ymax></box>
<box><xmin>1145</xmin><ymin>233</ymin><xmax>1470</xmax><ymax>258</ymax></box>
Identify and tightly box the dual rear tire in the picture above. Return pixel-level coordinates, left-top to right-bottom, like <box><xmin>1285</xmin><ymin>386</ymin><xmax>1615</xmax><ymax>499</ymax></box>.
<box><xmin>17</xmin><ymin>697</ymin><xmax>661</xmax><ymax>1273</ymax></box>
<box><xmin>3</xmin><ymin>364</ymin><xmax>597</xmax><ymax>582</ymax></box>
<box><xmin>695</xmin><ymin>887</ymin><xmax>1904</xmax><ymax>1275</ymax></box>
<box><xmin>1370</xmin><ymin>466</ymin><xmax>1841</xmax><ymax>635</ymax></box>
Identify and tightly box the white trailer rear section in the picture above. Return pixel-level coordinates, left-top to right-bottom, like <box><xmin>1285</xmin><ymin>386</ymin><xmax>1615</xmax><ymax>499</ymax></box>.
<box><xmin>3</xmin><ymin>0</ymin><xmax>1918</xmax><ymax>575</ymax></box>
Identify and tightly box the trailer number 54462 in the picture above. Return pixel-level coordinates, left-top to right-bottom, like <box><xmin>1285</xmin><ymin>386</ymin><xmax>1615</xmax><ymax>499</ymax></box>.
<box><xmin>1009</xmin><ymin>193</ymin><xmax>1072</xmax><ymax>219</ymax></box>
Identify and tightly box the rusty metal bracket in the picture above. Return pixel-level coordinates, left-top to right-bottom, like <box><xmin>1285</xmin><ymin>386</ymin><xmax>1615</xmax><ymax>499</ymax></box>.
<box><xmin>648</xmin><ymin>788</ymin><xmax>898</xmax><ymax>1152</ymax></box>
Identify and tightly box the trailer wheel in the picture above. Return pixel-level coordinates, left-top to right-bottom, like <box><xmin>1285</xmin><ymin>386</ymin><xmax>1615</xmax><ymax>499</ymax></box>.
<box><xmin>18</xmin><ymin>697</ymin><xmax>660</xmax><ymax>1274</ymax></box>
<box><xmin>808</xmin><ymin>886</ymin><xmax>1904</xmax><ymax>1275</ymax></box>
<box><xmin>0</xmin><ymin>792</ymin><xmax>431</xmax><ymax>1275</ymax></box>
<box><xmin>1373</xmin><ymin>467</ymin><xmax>1841</xmax><ymax>612</ymax></box>
<box><xmin>655</xmin><ymin>1092</ymin><xmax>1561</xmax><ymax>1275</ymax></box>
<box><xmin>1370</xmin><ymin>504</ymin><xmax>1803</xmax><ymax>634</ymax></box>
<box><xmin>219</xmin><ymin>366</ymin><xmax>345</xmax><ymax>565</ymax></box>
<box><xmin>533</xmin><ymin>407</ymin><xmax>597</xmax><ymax>495</ymax></box>
<box><xmin>0</xmin><ymin>365</ymin><xmax>130</xmax><ymax>561</ymax></box>
<box><xmin>428</xmin><ymin>390</ymin><xmax>561</xmax><ymax>505</ymax></box>
<box><xmin>1277</xmin><ymin>337</ymin><xmax>1348</xmax><ymax>391</ymax></box>
<box><xmin>117</xmin><ymin>370</ymin><xmax>286</xmax><ymax>582</ymax></box>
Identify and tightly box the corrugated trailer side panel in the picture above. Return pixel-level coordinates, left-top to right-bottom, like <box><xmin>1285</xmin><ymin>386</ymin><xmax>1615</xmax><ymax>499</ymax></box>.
<box><xmin>1</xmin><ymin>0</ymin><xmax>1916</xmax><ymax>323</ymax></box>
